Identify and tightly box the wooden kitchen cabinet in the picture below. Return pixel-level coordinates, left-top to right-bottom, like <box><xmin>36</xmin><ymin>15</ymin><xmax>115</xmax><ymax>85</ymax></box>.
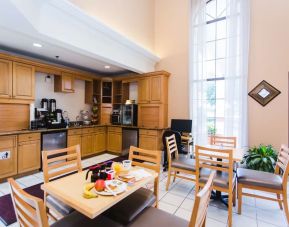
<box><xmin>93</xmin><ymin>127</ymin><xmax>106</xmax><ymax>153</ymax></box>
<box><xmin>0</xmin><ymin>135</ymin><xmax>17</xmax><ymax>179</ymax></box>
<box><xmin>13</xmin><ymin>62</ymin><xmax>35</xmax><ymax>100</ymax></box>
<box><xmin>138</xmin><ymin>77</ymin><xmax>150</xmax><ymax>103</ymax></box>
<box><xmin>68</xmin><ymin>134</ymin><xmax>82</xmax><ymax>147</ymax></box>
<box><xmin>18</xmin><ymin>133</ymin><xmax>40</xmax><ymax>174</ymax></box>
<box><xmin>0</xmin><ymin>59</ymin><xmax>12</xmax><ymax>98</ymax></box>
<box><xmin>81</xmin><ymin>133</ymin><xmax>94</xmax><ymax>157</ymax></box>
<box><xmin>101</xmin><ymin>104</ymin><xmax>112</xmax><ymax>124</ymax></box>
<box><xmin>54</xmin><ymin>72</ymin><xmax>75</xmax><ymax>93</ymax></box>
<box><xmin>139</xmin><ymin>129</ymin><xmax>163</xmax><ymax>151</ymax></box>
<box><xmin>138</xmin><ymin>104</ymin><xmax>168</xmax><ymax>128</ymax></box>
<box><xmin>106</xmin><ymin>127</ymin><xmax>122</xmax><ymax>154</ymax></box>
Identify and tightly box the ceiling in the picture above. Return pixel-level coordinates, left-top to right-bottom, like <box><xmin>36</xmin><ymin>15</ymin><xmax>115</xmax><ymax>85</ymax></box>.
<box><xmin>0</xmin><ymin>0</ymin><xmax>159</xmax><ymax>75</ymax></box>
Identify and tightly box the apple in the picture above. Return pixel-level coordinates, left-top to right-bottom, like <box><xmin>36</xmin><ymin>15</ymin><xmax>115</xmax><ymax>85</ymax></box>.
<box><xmin>95</xmin><ymin>179</ymin><xmax>105</xmax><ymax>192</ymax></box>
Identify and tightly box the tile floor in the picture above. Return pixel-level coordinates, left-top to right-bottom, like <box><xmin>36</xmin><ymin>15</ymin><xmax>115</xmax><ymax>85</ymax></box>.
<box><xmin>0</xmin><ymin>153</ymin><xmax>288</xmax><ymax>227</ymax></box>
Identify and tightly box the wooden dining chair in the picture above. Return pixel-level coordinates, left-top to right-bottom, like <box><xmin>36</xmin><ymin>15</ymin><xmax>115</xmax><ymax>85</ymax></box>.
<box><xmin>210</xmin><ymin>135</ymin><xmax>237</xmax><ymax>148</ymax></box>
<box><xmin>105</xmin><ymin>146</ymin><xmax>162</xmax><ymax>225</ymax></box>
<box><xmin>128</xmin><ymin>172</ymin><xmax>215</xmax><ymax>227</ymax></box>
<box><xmin>237</xmin><ymin>145</ymin><xmax>289</xmax><ymax>224</ymax></box>
<box><xmin>165</xmin><ymin>134</ymin><xmax>196</xmax><ymax>190</ymax></box>
<box><xmin>42</xmin><ymin>145</ymin><xmax>82</xmax><ymax>220</ymax></box>
<box><xmin>195</xmin><ymin>145</ymin><xmax>236</xmax><ymax>227</ymax></box>
<box><xmin>8</xmin><ymin>178</ymin><xmax>122</xmax><ymax>227</ymax></box>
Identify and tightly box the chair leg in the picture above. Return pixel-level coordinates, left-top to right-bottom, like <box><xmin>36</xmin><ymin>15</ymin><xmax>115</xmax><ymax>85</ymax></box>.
<box><xmin>228</xmin><ymin>193</ymin><xmax>233</xmax><ymax>227</ymax></box>
<box><xmin>237</xmin><ymin>184</ymin><xmax>242</xmax><ymax>215</ymax></box>
<box><xmin>202</xmin><ymin>215</ymin><xmax>206</xmax><ymax>227</ymax></box>
<box><xmin>173</xmin><ymin>171</ymin><xmax>177</xmax><ymax>182</ymax></box>
<box><xmin>277</xmin><ymin>193</ymin><xmax>283</xmax><ymax>210</ymax></box>
<box><xmin>283</xmin><ymin>192</ymin><xmax>289</xmax><ymax>224</ymax></box>
<box><xmin>233</xmin><ymin>186</ymin><xmax>236</xmax><ymax>207</ymax></box>
<box><xmin>166</xmin><ymin>169</ymin><xmax>172</xmax><ymax>191</ymax></box>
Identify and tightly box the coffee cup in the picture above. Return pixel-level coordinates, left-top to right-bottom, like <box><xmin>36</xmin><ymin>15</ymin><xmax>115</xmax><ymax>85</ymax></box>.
<box><xmin>122</xmin><ymin>160</ymin><xmax>132</xmax><ymax>170</ymax></box>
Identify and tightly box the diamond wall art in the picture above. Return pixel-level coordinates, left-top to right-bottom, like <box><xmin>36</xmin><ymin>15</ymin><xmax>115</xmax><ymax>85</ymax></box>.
<box><xmin>248</xmin><ymin>80</ymin><xmax>281</xmax><ymax>107</ymax></box>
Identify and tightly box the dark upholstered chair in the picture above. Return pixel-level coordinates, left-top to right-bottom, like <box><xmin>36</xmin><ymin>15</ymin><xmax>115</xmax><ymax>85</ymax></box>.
<box><xmin>8</xmin><ymin>178</ymin><xmax>121</xmax><ymax>227</ymax></box>
<box><xmin>105</xmin><ymin>146</ymin><xmax>162</xmax><ymax>225</ymax></box>
<box><xmin>128</xmin><ymin>172</ymin><xmax>215</xmax><ymax>227</ymax></box>
<box><xmin>237</xmin><ymin>145</ymin><xmax>289</xmax><ymax>224</ymax></box>
<box><xmin>165</xmin><ymin>134</ymin><xmax>196</xmax><ymax>191</ymax></box>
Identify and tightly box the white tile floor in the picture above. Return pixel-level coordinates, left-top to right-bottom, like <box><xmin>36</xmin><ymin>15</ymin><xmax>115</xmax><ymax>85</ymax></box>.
<box><xmin>0</xmin><ymin>153</ymin><xmax>288</xmax><ymax>227</ymax></box>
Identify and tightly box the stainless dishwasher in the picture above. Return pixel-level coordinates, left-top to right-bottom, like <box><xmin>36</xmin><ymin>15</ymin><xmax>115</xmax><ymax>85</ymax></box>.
<box><xmin>122</xmin><ymin>128</ymin><xmax>138</xmax><ymax>156</ymax></box>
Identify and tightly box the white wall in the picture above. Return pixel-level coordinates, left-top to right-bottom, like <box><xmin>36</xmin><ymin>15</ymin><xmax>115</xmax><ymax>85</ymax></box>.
<box><xmin>35</xmin><ymin>72</ymin><xmax>91</xmax><ymax>121</ymax></box>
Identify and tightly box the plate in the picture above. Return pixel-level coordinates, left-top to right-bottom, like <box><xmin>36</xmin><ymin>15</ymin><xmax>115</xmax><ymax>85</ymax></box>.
<box><xmin>93</xmin><ymin>180</ymin><xmax>127</xmax><ymax>196</ymax></box>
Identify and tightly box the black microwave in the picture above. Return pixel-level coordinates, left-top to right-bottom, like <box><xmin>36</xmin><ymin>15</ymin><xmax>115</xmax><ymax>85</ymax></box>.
<box><xmin>111</xmin><ymin>111</ymin><xmax>121</xmax><ymax>125</ymax></box>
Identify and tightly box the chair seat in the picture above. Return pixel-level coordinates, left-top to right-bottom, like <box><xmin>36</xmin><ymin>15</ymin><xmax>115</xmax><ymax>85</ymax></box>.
<box><xmin>47</xmin><ymin>195</ymin><xmax>74</xmax><ymax>216</ymax></box>
<box><xmin>200</xmin><ymin>168</ymin><xmax>236</xmax><ymax>188</ymax></box>
<box><xmin>171</xmin><ymin>156</ymin><xmax>196</xmax><ymax>172</ymax></box>
<box><xmin>51</xmin><ymin>211</ymin><xmax>122</xmax><ymax>227</ymax></box>
<box><xmin>128</xmin><ymin>207</ymin><xmax>188</xmax><ymax>227</ymax></box>
<box><xmin>237</xmin><ymin>168</ymin><xmax>283</xmax><ymax>190</ymax></box>
<box><xmin>105</xmin><ymin>187</ymin><xmax>156</xmax><ymax>225</ymax></box>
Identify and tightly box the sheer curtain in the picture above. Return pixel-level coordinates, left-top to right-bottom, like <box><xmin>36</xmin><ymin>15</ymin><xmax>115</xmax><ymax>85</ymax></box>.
<box><xmin>190</xmin><ymin>0</ymin><xmax>250</xmax><ymax>148</ymax></box>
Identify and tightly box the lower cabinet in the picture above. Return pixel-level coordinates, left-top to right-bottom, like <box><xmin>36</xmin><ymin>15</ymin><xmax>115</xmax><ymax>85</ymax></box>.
<box><xmin>18</xmin><ymin>140</ymin><xmax>40</xmax><ymax>174</ymax></box>
<box><xmin>81</xmin><ymin>133</ymin><xmax>94</xmax><ymax>158</ymax></box>
<box><xmin>94</xmin><ymin>127</ymin><xmax>106</xmax><ymax>153</ymax></box>
<box><xmin>139</xmin><ymin>129</ymin><xmax>163</xmax><ymax>151</ymax></box>
<box><xmin>107</xmin><ymin>127</ymin><xmax>122</xmax><ymax>154</ymax></box>
<box><xmin>0</xmin><ymin>136</ymin><xmax>17</xmax><ymax>179</ymax></box>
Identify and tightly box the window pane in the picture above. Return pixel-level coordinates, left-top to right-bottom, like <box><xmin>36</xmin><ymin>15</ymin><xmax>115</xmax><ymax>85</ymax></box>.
<box><xmin>216</xmin><ymin>80</ymin><xmax>225</xmax><ymax>99</ymax></box>
<box><xmin>206</xmin><ymin>81</ymin><xmax>216</xmax><ymax>105</ymax></box>
<box><xmin>217</xmin><ymin>0</ymin><xmax>227</xmax><ymax>18</ymax></box>
<box><xmin>216</xmin><ymin>20</ymin><xmax>226</xmax><ymax>40</ymax></box>
<box><xmin>205</xmin><ymin>60</ymin><xmax>215</xmax><ymax>78</ymax></box>
<box><xmin>206</xmin><ymin>23</ymin><xmax>216</xmax><ymax>42</ymax></box>
<box><xmin>216</xmin><ymin>39</ymin><xmax>226</xmax><ymax>59</ymax></box>
<box><xmin>215</xmin><ymin>118</ymin><xmax>224</xmax><ymax>135</ymax></box>
<box><xmin>206</xmin><ymin>0</ymin><xmax>216</xmax><ymax>20</ymax></box>
<box><xmin>216</xmin><ymin>59</ymin><xmax>225</xmax><ymax>77</ymax></box>
<box><xmin>206</xmin><ymin>41</ymin><xmax>216</xmax><ymax>60</ymax></box>
<box><xmin>216</xmin><ymin>99</ymin><xmax>224</xmax><ymax>118</ymax></box>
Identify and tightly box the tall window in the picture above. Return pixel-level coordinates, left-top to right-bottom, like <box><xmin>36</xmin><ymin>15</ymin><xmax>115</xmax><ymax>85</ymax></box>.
<box><xmin>190</xmin><ymin>0</ymin><xmax>250</xmax><ymax>147</ymax></box>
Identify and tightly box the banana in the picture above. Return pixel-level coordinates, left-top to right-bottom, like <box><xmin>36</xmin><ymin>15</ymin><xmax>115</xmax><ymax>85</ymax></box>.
<box><xmin>83</xmin><ymin>183</ymin><xmax>98</xmax><ymax>199</ymax></box>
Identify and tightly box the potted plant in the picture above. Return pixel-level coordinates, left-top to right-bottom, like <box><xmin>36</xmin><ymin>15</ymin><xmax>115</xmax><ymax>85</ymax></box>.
<box><xmin>241</xmin><ymin>144</ymin><xmax>278</xmax><ymax>173</ymax></box>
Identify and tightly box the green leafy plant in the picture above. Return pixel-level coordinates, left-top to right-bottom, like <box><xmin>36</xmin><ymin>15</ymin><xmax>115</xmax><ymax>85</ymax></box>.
<box><xmin>241</xmin><ymin>144</ymin><xmax>278</xmax><ymax>173</ymax></box>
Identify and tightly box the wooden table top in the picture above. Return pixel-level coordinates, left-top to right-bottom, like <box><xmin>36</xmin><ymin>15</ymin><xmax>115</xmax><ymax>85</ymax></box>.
<box><xmin>41</xmin><ymin>167</ymin><xmax>157</xmax><ymax>219</ymax></box>
<box><xmin>195</xmin><ymin>144</ymin><xmax>246</xmax><ymax>162</ymax></box>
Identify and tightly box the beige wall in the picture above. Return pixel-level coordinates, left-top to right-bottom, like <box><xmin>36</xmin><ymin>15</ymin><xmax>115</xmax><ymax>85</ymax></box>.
<box><xmin>68</xmin><ymin>0</ymin><xmax>155</xmax><ymax>52</ymax></box>
<box><xmin>248</xmin><ymin>0</ymin><xmax>289</xmax><ymax>148</ymax></box>
<box><xmin>155</xmin><ymin>0</ymin><xmax>191</xmax><ymax>121</ymax></box>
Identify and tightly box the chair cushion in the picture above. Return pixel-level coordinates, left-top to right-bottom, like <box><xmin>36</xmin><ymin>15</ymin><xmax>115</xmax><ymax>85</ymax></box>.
<box><xmin>171</xmin><ymin>157</ymin><xmax>196</xmax><ymax>172</ymax></box>
<box><xmin>128</xmin><ymin>207</ymin><xmax>188</xmax><ymax>227</ymax></box>
<box><xmin>199</xmin><ymin>168</ymin><xmax>236</xmax><ymax>188</ymax></box>
<box><xmin>51</xmin><ymin>211</ymin><xmax>122</xmax><ymax>227</ymax></box>
<box><xmin>47</xmin><ymin>195</ymin><xmax>74</xmax><ymax>216</ymax></box>
<box><xmin>105</xmin><ymin>187</ymin><xmax>156</xmax><ymax>225</ymax></box>
<box><xmin>237</xmin><ymin>168</ymin><xmax>283</xmax><ymax>190</ymax></box>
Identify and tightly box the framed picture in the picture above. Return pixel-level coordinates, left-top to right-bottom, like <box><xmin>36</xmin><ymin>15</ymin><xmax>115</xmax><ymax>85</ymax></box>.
<box><xmin>248</xmin><ymin>80</ymin><xmax>281</xmax><ymax>107</ymax></box>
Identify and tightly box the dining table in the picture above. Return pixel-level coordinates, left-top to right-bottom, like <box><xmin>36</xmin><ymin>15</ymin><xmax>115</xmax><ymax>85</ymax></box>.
<box><xmin>41</xmin><ymin>167</ymin><xmax>157</xmax><ymax>219</ymax></box>
<box><xmin>195</xmin><ymin>144</ymin><xmax>247</xmax><ymax>206</ymax></box>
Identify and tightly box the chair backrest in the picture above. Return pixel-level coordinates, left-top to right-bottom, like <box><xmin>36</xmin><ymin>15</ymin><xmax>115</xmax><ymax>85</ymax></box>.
<box><xmin>42</xmin><ymin>145</ymin><xmax>82</xmax><ymax>183</ymax></box>
<box><xmin>165</xmin><ymin>134</ymin><xmax>179</xmax><ymax>164</ymax></box>
<box><xmin>210</xmin><ymin>135</ymin><xmax>237</xmax><ymax>148</ymax></box>
<box><xmin>129</xmin><ymin>146</ymin><xmax>161</xmax><ymax>173</ymax></box>
<box><xmin>162</xmin><ymin>130</ymin><xmax>182</xmax><ymax>153</ymax></box>
<box><xmin>195</xmin><ymin>145</ymin><xmax>234</xmax><ymax>189</ymax></box>
<box><xmin>275</xmin><ymin>145</ymin><xmax>289</xmax><ymax>185</ymax></box>
<box><xmin>189</xmin><ymin>172</ymin><xmax>215</xmax><ymax>227</ymax></box>
<box><xmin>8</xmin><ymin>178</ymin><xmax>49</xmax><ymax>227</ymax></box>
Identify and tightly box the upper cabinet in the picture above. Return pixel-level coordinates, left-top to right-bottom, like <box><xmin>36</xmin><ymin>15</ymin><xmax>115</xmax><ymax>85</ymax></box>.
<box><xmin>138</xmin><ymin>73</ymin><xmax>168</xmax><ymax>104</ymax></box>
<box><xmin>54</xmin><ymin>72</ymin><xmax>75</xmax><ymax>93</ymax></box>
<box><xmin>0</xmin><ymin>59</ymin><xmax>35</xmax><ymax>101</ymax></box>
<box><xmin>13</xmin><ymin>62</ymin><xmax>35</xmax><ymax>100</ymax></box>
<box><xmin>0</xmin><ymin>59</ymin><xmax>12</xmax><ymax>98</ymax></box>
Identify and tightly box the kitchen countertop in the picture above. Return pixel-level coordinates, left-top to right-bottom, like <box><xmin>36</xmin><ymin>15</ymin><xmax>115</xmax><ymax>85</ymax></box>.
<box><xmin>0</xmin><ymin>124</ymin><xmax>168</xmax><ymax>136</ymax></box>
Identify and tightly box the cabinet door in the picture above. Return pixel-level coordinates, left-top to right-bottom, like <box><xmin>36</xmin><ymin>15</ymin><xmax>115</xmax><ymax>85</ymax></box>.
<box><xmin>68</xmin><ymin>134</ymin><xmax>82</xmax><ymax>147</ymax></box>
<box><xmin>12</xmin><ymin>62</ymin><xmax>35</xmax><ymax>99</ymax></box>
<box><xmin>107</xmin><ymin>132</ymin><xmax>122</xmax><ymax>153</ymax></box>
<box><xmin>81</xmin><ymin>134</ymin><xmax>94</xmax><ymax>157</ymax></box>
<box><xmin>0</xmin><ymin>59</ymin><xmax>12</xmax><ymax>98</ymax></box>
<box><xmin>101</xmin><ymin>105</ymin><xmax>112</xmax><ymax>124</ymax></box>
<box><xmin>138</xmin><ymin>77</ymin><xmax>150</xmax><ymax>103</ymax></box>
<box><xmin>94</xmin><ymin>132</ymin><xmax>106</xmax><ymax>153</ymax></box>
<box><xmin>18</xmin><ymin>140</ymin><xmax>40</xmax><ymax>173</ymax></box>
<box><xmin>150</xmin><ymin>76</ymin><xmax>162</xmax><ymax>103</ymax></box>
<box><xmin>139</xmin><ymin>135</ymin><xmax>159</xmax><ymax>150</ymax></box>
<box><xmin>62</xmin><ymin>73</ymin><xmax>74</xmax><ymax>92</ymax></box>
<box><xmin>0</xmin><ymin>136</ymin><xmax>17</xmax><ymax>178</ymax></box>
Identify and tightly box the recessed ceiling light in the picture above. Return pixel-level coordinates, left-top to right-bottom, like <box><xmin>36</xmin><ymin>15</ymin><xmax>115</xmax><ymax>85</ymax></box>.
<box><xmin>33</xmin><ymin>43</ymin><xmax>42</xmax><ymax>48</ymax></box>
<box><xmin>104</xmin><ymin>65</ymin><xmax>111</xmax><ymax>69</ymax></box>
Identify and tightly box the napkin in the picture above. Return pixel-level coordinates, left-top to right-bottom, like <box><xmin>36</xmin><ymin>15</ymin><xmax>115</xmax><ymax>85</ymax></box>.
<box><xmin>130</xmin><ymin>169</ymin><xmax>152</xmax><ymax>181</ymax></box>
